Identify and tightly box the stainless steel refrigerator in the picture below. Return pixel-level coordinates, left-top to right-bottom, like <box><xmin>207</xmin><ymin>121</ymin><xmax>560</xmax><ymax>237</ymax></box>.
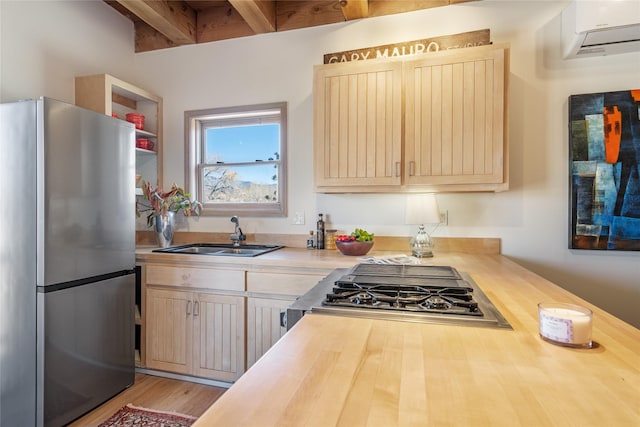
<box><xmin>0</xmin><ymin>97</ymin><xmax>136</xmax><ymax>426</ymax></box>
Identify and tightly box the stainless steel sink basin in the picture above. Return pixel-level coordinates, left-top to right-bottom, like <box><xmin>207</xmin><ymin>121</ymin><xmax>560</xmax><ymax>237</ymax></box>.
<box><xmin>152</xmin><ymin>243</ymin><xmax>284</xmax><ymax>257</ymax></box>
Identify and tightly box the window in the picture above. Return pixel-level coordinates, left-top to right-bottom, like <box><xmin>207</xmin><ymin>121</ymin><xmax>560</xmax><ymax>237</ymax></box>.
<box><xmin>185</xmin><ymin>102</ymin><xmax>287</xmax><ymax>217</ymax></box>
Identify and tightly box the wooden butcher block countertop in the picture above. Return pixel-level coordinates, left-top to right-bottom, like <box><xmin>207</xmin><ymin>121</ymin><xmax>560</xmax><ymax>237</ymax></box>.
<box><xmin>193</xmin><ymin>253</ymin><xmax>640</xmax><ymax>427</ymax></box>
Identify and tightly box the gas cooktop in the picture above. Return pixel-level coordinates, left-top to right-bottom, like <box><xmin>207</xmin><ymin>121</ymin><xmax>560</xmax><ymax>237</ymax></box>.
<box><xmin>286</xmin><ymin>264</ymin><xmax>512</xmax><ymax>330</ymax></box>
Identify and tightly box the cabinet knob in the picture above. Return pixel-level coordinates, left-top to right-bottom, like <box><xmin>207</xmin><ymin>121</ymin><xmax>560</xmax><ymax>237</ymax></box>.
<box><xmin>186</xmin><ymin>300</ymin><xmax>192</xmax><ymax>315</ymax></box>
<box><xmin>194</xmin><ymin>301</ymin><xmax>200</xmax><ymax>317</ymax></box>
<box><xmin>408</xmin><ymin>161</ymin><xmax>415</xmax><ymax>176</ymax></box>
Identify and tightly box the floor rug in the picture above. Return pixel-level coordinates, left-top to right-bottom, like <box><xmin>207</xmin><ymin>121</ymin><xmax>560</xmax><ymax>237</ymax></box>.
<box><xmin>98</xmin><ymin>403</ymin><xmax>197</xmax><ymax>427</ymax></box>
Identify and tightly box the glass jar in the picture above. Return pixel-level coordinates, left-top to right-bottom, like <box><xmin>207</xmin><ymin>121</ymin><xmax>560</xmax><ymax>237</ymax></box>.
<box><xmin>325</xmin><ymin>229</ymin><xmax>337</xmax><ymax>250</ymax></box>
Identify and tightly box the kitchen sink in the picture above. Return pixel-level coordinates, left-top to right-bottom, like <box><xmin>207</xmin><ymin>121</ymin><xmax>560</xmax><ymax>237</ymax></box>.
<box><xmin>152</xmin><ymin>243</ymin><xmax>284</xmax><ymax>257</ymax></box>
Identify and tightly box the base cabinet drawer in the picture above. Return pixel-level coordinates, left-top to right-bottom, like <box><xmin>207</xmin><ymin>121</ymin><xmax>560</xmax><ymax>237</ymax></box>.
<box><xmin>146</xmin><ymin>265</ymin><xmax>245</xmax><ymax>292</ymax></box>
<box><xmin>246</xmin><ymin>271</ymin><xmax>326</xmax><ymax>295</ymax></box>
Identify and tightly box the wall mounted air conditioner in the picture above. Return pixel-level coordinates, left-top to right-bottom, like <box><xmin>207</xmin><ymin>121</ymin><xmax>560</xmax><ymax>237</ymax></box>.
<box><xmin>561</xmin><ymin>0</ymin><xmax>640</xmax><ymax>58</ymax></box>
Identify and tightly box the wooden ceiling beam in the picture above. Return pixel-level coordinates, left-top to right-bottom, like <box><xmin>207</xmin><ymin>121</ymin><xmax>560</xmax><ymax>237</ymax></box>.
<box><xmin>368</xmin><ymin>0</ymin><xmax>450</xmax><ymax>18</ymax></box>
<box><xmin>197</xmin><ymin>4</ymin><xmax>255</xmax><ymax>44</ymax></box>
<box><xmin>277</xmin><ymin>1</ymin><xmax>344</xmax><ymax>32</ymax></box>
<box><xmin>228</xmin><ymin>0</ymin><xmax>277</xmax><ymax>34</ymax></box>
<box><xmin>113</xmin><ymin>0</ymin><xmax>197</xmax><ymax>45</ymax></box>
<box><xmin>339</xmin><ymin>0</ymin><xmax>369</xmax><ymax>20</ymax></box>
<box><xmin>134</xmin><ymin>20</ymin><xmax>179</xmax><ymax>52</ymax></box>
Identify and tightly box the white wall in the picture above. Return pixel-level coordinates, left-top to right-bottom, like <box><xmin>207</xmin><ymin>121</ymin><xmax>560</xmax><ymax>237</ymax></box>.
<box><xmin>2</xmin><ymin>0</ymin><xmax>639</xmax><ymax>328</ymax></box>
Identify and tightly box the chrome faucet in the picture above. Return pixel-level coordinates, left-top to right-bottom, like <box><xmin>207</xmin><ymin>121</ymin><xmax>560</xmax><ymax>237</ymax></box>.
<box><xmin>230</xmin><ymin>216</ymin><xmax>246</xmax><ymax>246</ymax></box>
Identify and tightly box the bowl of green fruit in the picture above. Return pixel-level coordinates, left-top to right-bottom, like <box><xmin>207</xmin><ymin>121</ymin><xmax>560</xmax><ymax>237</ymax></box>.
<box><xmin>335</xmin><ymin>228</ymin><xmax>375</xmax><ymax>256</ymax></box>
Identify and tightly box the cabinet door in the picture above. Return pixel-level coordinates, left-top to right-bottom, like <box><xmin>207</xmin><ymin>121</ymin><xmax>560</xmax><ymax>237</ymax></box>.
<box><xmin>145</xmin><ymin>288</ymin><xmax>192</xmax><ymax>374</ymax></box>
<box><xmin>193</xmin><ymin>293</ymin><xmax>245</xmax><ymax>381</ymax></box>
<box><xmin>404</xmin><ymin>44</ymin><xmax>508</xmax><ymax>191</ymax></box>
<box><xmin>246</xmin><ymin>297</ymin><xmax>294</xmax><ymax>369</ymax></box>
<box><xmin>313</xmin><ymin>60</ymin><xmax>403</xmax><ymax>191</ymax></box>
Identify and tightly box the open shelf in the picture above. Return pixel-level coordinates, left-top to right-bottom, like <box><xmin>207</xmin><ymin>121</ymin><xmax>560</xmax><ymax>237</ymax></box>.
<box><xmin>75</xmin><ymin>74</ymin><xmax>163</xmax><ymax>190</ymax></box>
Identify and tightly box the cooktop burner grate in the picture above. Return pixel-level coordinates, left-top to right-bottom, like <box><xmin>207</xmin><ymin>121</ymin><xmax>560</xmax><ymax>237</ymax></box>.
<box><xmin>324</xmin><ymin>281</ymin><xmax>483</xmax><ymax>316</ymax></box>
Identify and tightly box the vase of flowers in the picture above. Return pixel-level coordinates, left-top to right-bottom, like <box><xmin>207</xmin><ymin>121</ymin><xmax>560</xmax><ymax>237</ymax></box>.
<box><xmin>136</xmin><ymin>181</ymin><xmax>202</xmax><ymax>247</ymax></box>
<box><xmin>153</xmin><ymin>211</ymin><xmax>176</xmax><ymax>248</ymax></box>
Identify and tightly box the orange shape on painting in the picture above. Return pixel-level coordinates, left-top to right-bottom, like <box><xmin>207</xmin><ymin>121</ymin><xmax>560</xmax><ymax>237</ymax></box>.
<box><xmin>603</xmin><ymin>105</ymin><xmax>621</xmax><ymax>164</ymax></box>
<box><xmin>631</xmin><ymin>89</ymin><xmax>640</xmax><ymax>102</ymax></box>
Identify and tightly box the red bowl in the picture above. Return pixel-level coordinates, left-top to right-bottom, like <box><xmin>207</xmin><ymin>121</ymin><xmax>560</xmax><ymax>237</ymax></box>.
<box><xmin>335</xmin><ymin>240</ymin><xmax>374</xmax><ymax>256</ymax></box>
<box><xmin>136</xmin><ymin>138</ymin><xmax>154</xmax><ymax>151</ymax></box>
<box><xmin>126</xmin><ymin>113</ymin><xmax>145</xmax><ymax>130</ymax></box>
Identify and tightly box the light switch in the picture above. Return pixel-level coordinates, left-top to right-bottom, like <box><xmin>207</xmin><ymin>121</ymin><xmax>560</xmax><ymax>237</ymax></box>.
<box><xmin>439</xmin><ymin>211</ymin><xmax>448</xmax><ymax>226</ymax></box>
<box><xmin>293</xmin><ymin>211</ymin><xmax>305</xmax><ymax>225</ymax></box>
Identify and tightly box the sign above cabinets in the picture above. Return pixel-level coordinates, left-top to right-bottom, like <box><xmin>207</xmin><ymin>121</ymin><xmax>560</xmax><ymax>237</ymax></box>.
<box><xmin>323</xmin><ymin>29</ymin><xmax>491</xmax><ymax>64</ymax></box>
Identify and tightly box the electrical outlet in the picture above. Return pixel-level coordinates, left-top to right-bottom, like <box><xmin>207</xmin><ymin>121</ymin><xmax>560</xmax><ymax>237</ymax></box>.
<box><xmin>439</xmin><ymin>210</ymin><xmax>448</xmax><ymax>226</ymax></box>
<box><xmin>293</xmin><ymin>211</ymin><xmax>305</xmax><ymax>225</ymax></box>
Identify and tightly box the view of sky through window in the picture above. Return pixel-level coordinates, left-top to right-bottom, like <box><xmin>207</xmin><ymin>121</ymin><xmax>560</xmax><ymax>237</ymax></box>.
<box><xmin>206</xmin><ymin>124</ymin><xmax>279</xmax><ymax>172</ymax></box>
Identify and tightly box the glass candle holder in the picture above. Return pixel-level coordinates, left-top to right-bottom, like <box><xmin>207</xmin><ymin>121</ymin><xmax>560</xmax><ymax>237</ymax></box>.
<box><xmin>538</xmin><ymin>302</ymin><xmax>593</xmax><ymax>348</ymax></box>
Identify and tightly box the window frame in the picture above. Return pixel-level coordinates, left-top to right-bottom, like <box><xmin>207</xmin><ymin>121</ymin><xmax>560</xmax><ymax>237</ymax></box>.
<box><xmin>185</xmin><ymin>102</ymin><xmax>287</xmax><ymax>217</ymax></box>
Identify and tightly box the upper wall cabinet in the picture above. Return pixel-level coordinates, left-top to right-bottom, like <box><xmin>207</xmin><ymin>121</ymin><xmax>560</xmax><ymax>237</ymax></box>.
<box><xmin>313</xmin><ymin>43</ymin><xmax>510</xmax><ymax>193</ymax></box>
<box><xmin>404</xmin><ymin>44</ymin><xmax>508</xmax><ymax>191</ymax></box>
<box><xmin>75</xmin><ymin>74</ymin><xmax>163</xmax><ymax>191</ymax></box>
<box><xmin>313</xmin><ymin>60</ymin><xmax>403</xmax><ymax>189</ymax></box>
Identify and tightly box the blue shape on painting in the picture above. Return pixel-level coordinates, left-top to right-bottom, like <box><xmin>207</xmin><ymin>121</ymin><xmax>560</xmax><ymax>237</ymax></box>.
<box><xmin>620</xmin><ymin>164</ymin><xmax>640</xmax><ymax>218</ymax></box>
<box><xmin>608</xmin><ymin>216</ymin><xmax>640</xmax><ymax>249</ymax></box>
<box><xmin>585</xmin><ymin>114</ymin><xmax>605</xmax><ymax>161</ymax></box>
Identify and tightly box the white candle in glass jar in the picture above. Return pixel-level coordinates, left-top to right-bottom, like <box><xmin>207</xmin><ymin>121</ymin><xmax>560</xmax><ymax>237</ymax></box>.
<box><xmin>538</xmin><ymin>303</ymin><xmax>593</xmax><ymax>347</ymax></box>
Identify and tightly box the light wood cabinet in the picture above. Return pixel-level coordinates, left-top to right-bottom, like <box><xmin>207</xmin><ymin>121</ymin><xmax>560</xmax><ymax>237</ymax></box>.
<box><xmin>144</xmin><ymin>265</ymin><xmax>245</xmax><ymax>382</ymax></box>
<box><xmin>404</xmin><ymin>44</ymin><xmax>508</xmax><ymax>191</ymax></box>
<box><xmin>313</xmin><ymin>60</ymin><xmax>403</xmax><ymax>190</ymax></box>
<box><xmin>313</xmin><ymin>43</ymin><xmax>509</xmax><ymax>193</ymax></box>
<box><xmin>146</xmin><ymin>288</ymin><xmax>192</xmax><ymax>374</ymax></box>
<box><xmin>75</xmin><ymin>73</ymin><xmax>163</xmax><ymax>191</ymax></box>
<box><xmin>193</xmin><ymin>292</ymin><xmax>244</xmax><ymax>381</ymax></box>
<box><xmin>137</xmin><ymin>260</ymin><xmax>331</xmax><ymax>380</ymax></box>
<box><xmin>246</xmin><ymin>297</ymin><xmax>292</xmax><ymax>368</ymax></box>
<box><xmin>245</xmin><ymin>271</ymin><xmax>326</xmax><ymax>368</ymax></box>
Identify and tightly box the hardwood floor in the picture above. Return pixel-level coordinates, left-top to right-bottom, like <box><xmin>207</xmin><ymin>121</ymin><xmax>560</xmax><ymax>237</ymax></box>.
<box><xmin>67</xmin><ymin>373</ymin><xmax>226</xmax><ymax>426</ymax></box>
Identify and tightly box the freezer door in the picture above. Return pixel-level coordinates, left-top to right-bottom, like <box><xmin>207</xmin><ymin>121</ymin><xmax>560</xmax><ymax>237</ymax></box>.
<box><xmin>40</xmin><ymin>98</ymin><xmax>135</xmax><ymax>286</ymax></box>
<box><xmin>0</xmin><ymin>100</ymin><xmax>38</xmax><ymax>426</ymax></box>
<box><xmin>36</xmin><ymin>273</ymin><xmax>135</xmax><ymax>427</ymax></box>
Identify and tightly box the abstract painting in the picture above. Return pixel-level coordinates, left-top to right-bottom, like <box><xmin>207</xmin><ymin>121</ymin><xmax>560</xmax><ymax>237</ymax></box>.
<box><xmin>569</xmin><ymin>89</ymin><xmax>640</xmax><ymax>251</ymax></box>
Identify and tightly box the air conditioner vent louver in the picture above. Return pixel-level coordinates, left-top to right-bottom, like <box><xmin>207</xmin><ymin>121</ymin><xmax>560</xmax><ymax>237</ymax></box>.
<box><xmin>562</xmin><ymin>1</ymin><xmax>640</xmax><ymax>58</ymax></box>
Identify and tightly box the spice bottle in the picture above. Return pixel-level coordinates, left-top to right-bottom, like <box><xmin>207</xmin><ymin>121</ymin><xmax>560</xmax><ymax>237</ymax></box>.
<box><xmin>306</xmin><ymin>231</ymin><xmax>315</xmax><ymax>249</ymax></box>
<box><xmin>316</xmin><ymin>213</ymin><xmax>325</xmax><ymax>249</ymax></box>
